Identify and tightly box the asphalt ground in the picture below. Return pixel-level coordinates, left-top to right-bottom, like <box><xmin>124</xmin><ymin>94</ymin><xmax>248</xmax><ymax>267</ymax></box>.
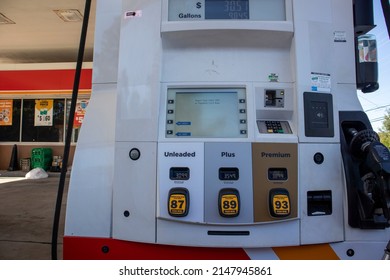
<box><xmin>0</xmin><ymin>171</ymin><xmax>68</xmax><ymax>260</ymax></box>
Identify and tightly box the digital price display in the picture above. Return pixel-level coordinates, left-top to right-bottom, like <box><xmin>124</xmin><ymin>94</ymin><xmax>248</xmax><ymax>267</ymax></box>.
<box><xmin>269</xmin><ymin>188</ymin><xmax>290</xmax><ymax>218</ymax></box>
<box><xmin>170</xmin><ymin>167</ymin><xmax>190</xmax><ymax>180</ymax></box>
<box><xmin>268</xmin><ymin>168</ymin><xmax>288</xmax><ymax>181</ymax></box>
<box><xmin>205</xmin><ymin>0</ymin><xmax>250</xmax><ymax>19</ymax></box>
<box><xmin>219</xmin><ymin>167</ymin><xmax>239</xmax><ymax>181</ymax></box>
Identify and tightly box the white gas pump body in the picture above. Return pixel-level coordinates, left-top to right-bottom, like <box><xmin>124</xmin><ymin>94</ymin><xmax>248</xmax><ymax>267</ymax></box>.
<box><xmin>64</xmin><ymin>0</ymin><xmax>390</xmax><ymax>260</ymax></box>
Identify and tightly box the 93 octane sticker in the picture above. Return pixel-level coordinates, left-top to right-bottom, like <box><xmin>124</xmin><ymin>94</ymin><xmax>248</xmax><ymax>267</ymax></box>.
<box><xmin>272</xmin><ymin>194</ymin><xmax>290</xmax><ymax>216</ymax></box>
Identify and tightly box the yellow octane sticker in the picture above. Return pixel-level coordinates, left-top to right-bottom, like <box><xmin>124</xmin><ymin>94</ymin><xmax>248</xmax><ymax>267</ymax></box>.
<box><xmin>272</xmin><ymin>194</ymin><xmax>290</xmax><ymax>216</ymax></box>
<box><xmin>221</xmin><ymin>194</ymin><xmax>239</xmax><ymax>215</ymax></box>
<box><xmin>168</xmin><ymin>194</ymin><xmax>187</xmax><ymax>216</ymax></box>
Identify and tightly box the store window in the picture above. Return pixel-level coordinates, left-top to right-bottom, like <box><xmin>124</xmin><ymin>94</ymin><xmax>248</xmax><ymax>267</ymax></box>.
<box><xmin>66</xmin><ymin>99</ymin><xmax>89</xmax><ymax>143</ymax></box>
<box><xmin>22</xmin><ymin>99</ymin><xmax>65</xmax><ymax>142</ymax></box>
<box><xmin>0</xmin><ymin>99</ymin><xmax>21</xmax><ymax>141</ymax></box>
<box><xmin>0</xmin><ymin>97</ymin><xmax>88</xmax><ymax>143</ymax></box>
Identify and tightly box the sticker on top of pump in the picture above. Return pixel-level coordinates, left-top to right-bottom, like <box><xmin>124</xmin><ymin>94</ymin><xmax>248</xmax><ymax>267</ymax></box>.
<box><xmin>218</xmin><ymin>189</ymin><xmax>240</xmax><ymax>217</ymax></box>
<box><xmin>269</xmin><ymin>188</ymin><xmax>290</xmax><ymax>218</ymax></box>
<box><xmin>168</xmin><ymin>188</ymin><xmax>189</xmax><ymax>217</ymax></box>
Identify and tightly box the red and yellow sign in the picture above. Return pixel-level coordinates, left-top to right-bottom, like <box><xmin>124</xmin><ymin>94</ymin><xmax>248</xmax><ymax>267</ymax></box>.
<box><xmin>0</xmin><ymin>100</ymin><xmax>13</xmax><ymax>126</ymax></box>
<box><xmin>74</xmin><ymin>99</ymin><xmax>89</xmax><ymax>128</ymax></box>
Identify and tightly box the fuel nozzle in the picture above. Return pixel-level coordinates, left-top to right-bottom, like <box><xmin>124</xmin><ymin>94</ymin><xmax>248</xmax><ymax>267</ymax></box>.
<box><xmin>347</xmin><ymin>128</ymin><xmax>390</xmax><ymax>227</ymax></box>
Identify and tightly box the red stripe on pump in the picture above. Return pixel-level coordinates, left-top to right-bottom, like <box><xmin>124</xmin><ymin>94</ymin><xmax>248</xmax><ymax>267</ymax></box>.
<box><xmin>63</xmin><ymin>236</ymin><xmax>250</xmax><ymax>260</ymax></box>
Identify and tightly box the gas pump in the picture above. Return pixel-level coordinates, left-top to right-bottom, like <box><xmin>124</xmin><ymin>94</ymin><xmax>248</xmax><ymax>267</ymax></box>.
<box><xmin>63</xmin><ymin>0</ymin><xmax>390</xmax><ymax>260</ymax></box>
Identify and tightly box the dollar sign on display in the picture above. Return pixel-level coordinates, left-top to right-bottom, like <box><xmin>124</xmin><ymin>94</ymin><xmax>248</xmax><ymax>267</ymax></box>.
<box><xmin>196</xmin><ymin>2</ymin><xmax>202</xmax><ymax>9</ymax></box>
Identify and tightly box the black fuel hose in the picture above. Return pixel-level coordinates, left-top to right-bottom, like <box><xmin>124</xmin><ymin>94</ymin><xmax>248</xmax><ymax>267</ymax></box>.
<box><xmin>51</xmin><ymin>0</ymin><xmax>92</xmax><ymax>260</ymax></box>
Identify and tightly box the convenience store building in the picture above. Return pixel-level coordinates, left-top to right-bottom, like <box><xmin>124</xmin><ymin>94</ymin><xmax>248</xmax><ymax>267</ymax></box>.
<box><xmin>0</xmin><ymin>64</ymin><xmax>92</xmax><ymax>170</ymax></box>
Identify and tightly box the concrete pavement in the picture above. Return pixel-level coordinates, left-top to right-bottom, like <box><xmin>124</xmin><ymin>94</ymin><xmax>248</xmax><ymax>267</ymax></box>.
<box><xmin>0</xmin><ymin>171</ymin><xmax>68</xmax><ymax>260</ymax></box>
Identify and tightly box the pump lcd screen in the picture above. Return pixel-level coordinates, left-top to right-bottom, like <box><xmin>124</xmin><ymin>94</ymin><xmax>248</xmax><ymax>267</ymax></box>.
<box><xmin>268</xmin><ymin>168</ymin><xmax>288</xmax><ymax>181</ymax></box>
<box><xmin>166</xmin><ymin>88</ymin><xmax>247</xmax><ymax>138</ymax></box>
<box><xmin>205</xmin><ymin>0</ymin><xmax>249</xmax><ymax>19</ymax></box>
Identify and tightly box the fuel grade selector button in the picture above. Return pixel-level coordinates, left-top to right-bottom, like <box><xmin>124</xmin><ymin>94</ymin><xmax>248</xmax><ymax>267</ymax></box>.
<box><xmin>168</xmin><ymin>188</ymin><xmax>189</xmax><ymax>217</ymax></box>
<box><xmin>269</xmin><ymin>188</ymin><xmax>291</xmax><ymax>218</ymax></box>
<box><xmin>218</xmin><ymin>188</ymin><xmax>240</xmax><ymax>218</ymax></box>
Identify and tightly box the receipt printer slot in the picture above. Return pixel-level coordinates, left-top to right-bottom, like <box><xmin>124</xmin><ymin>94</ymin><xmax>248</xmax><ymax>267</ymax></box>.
<box><xmin>307</xmin><ymin>190</ymin><xmax>332</xmax><ymax>216</ymax></box>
